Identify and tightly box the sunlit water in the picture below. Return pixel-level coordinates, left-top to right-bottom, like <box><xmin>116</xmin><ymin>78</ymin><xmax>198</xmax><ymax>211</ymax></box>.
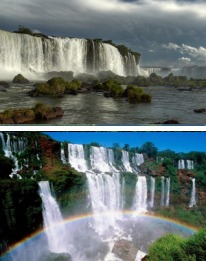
<box><xmin>1</xmin><ymin>213</ymin><xmax>195</xmax><ymax>261</ymax></box>
<box><xmin>1</xmin><ymin>84</ymin><xmax>206</xmax><ymax>124</ymax></box>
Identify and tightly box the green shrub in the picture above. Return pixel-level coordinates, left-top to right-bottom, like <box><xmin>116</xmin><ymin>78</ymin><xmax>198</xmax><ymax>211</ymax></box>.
<box><xmin>140</xmin><ymin>93</ymin><xmax>152</xmax><ymax>103</ymax></box>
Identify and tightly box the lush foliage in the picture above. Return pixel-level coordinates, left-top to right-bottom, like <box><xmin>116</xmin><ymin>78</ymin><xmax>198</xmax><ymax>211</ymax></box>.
<box><xmin>147</xmin><ymin>227</ymin><xmax>206</xmax><ymax>261</ymax></box>
<box><xmin>0</xmin><ymin>180</ymin><xmax>42</xmax><ymax>246</ymax></box>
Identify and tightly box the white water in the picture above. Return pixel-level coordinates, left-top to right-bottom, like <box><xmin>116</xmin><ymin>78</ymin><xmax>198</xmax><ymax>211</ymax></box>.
<box><xmin>38</xmin><ymin>181</ymin><xmax>69</xmax><ymax>253</ymax></box>
<box><xmin>178</xmin><ymin>159</ymin><xmax>194</xmax><ymax>170</ymax></box>
<box><xmin>165</xmin><ymin>178</ymin><xmax>170</xmax><ymax>207</ymax></box>
<box><xmin>0</xmin><ymin>132</ymin><xmax>28</xmax><ymax>176</ymax></box>
<box><xmin>133</xmin><ymin>176</ymin><xmax>148</xmax><ymax>212</ymax></box>
<box><xmin>0</xmin><ymin>30</ymin><xmax>138</xmax><ymax>80</ymax></box>
<box><xmin>186</xmin><ymin>160</ymin><xmax>194</xmax><ymax>170</ymax></box>
<box><xmin>178</xmin><ymin>159</ymin><xmax>185</xmax><ymax>169</ymax></box>
<box><xmin>90</xmin><ymin>146</ymin><xmax>112</xmax><ymax>173</ymax></box>
<box><xmin>86</xmin><ymin>172</ymin><xmax>121</xmax><ymax>235</ymax></box>
<box><xmin>60</xmin><ymin>143</ymin><xmax>67</xmax><ymax>164</ymax></box>
<box><xmin>121</xmin><ymin>150</ymin><xmax>133</xmax><ymax>172</ymax></box>
<box><xmin>150</xmin><ymin>177</ymin><xmax>155</xmax><ymax>208</ymax></box>
<box><xmin>68</xmin><ymin>144</ymin><xmax>88</xmax><ymax>172</ymax></box>
<box><xmin>160</xmin><ymin>176</ymin><xmax>165</xmax><ymax>206</ymax></box>
<box><xmin>189</xmin><ymin>178</ymin><xmax>196</xmax><ymax>208</ymax></box>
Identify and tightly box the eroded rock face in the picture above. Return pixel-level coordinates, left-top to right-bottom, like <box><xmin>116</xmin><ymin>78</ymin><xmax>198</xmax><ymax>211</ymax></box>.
<box><xmin>112</xmin><ymin>239</ymin><xmax>138</xmax><ymax>261</ymax></box>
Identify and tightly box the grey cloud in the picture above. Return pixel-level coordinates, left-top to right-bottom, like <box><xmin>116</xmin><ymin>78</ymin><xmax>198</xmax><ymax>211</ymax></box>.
<box><xmin>0</xmin><ymin>0</ymin><xmax>206</xmax><ymax>66</ymax></box>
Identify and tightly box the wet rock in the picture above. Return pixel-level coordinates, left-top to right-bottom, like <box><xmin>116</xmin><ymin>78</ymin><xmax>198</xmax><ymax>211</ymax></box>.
<box><xmin>194</xmin><ymin>108</ymin><xmax>206</xmax><ymax>113</ymax></box>
<box><xmin>112</xmin><ymin>239</ymin><xmax>138</xmax><ymax>261</ymax></box>
<box><xmin>53</xmin><ymin>107</ymin><xmax>64</xmax><ymax>117</ymax></box>
<box><xmin>12</xmin><ymin>74</ymin><xmax>30</xmax><ymax>84</ymax></box>
<box><xmin>13</xmin><ymin>114</ymin><xmax>35</xmax><ymax>124</ymax></box>
<box><xmin>153</xmin><ymin>120</ymin><xmax>180</xmax><ymax>124</ymax></box>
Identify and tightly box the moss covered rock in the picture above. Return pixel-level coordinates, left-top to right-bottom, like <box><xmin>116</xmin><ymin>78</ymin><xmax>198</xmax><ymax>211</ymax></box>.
<box><xmin>12</xmin><ymin>74</ymin><xmax>30</xmax><ymax>84</ymax></box>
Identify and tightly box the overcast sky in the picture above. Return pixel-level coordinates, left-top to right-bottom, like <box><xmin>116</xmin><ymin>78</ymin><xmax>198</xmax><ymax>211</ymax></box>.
<box><xmin>1</xmin><ymin>0</ymin><xmax>206</xmax><ymax>67</ymax></box>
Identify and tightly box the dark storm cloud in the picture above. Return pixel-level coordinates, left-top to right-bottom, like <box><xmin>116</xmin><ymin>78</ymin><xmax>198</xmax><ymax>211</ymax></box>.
<box><xmin>0</xmin><ymin>0</ymin><xmax>206</xmax><ymax>66</ymax></box>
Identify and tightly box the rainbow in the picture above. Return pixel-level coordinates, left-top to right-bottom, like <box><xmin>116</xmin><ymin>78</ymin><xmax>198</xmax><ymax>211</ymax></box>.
<box><xmin>1</xmin><ymin>210</ymin><xmax>199</xmax><ymax>259</ymax></box>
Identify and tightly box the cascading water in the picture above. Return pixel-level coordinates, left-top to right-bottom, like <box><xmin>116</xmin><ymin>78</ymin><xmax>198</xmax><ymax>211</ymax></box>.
<box><xmin>132</xmin><ymin>153</ymin><xmax>144</xmax><ymax>166</ymax></box>
<box><xmin>0</xmin><ymin>132</ymin><xmax>28</xmax><ymax>177</ymax></box>
<box><xmin>165</xmin><ymin>178</ymin><xmax>170</xmax><ymax>207</ymax></box>
<box><xmin>149</xmin><ymin>177</ymin><xmax>155</xmax><ymax>208</ymax></box>
<box><xmin>186</xmin><ymin>160</ymin><xmax>194</xmax><ymax>170</ymax></box>
<box><xmin>121</xmin><ymin>150</ymin><xmax>133</xmax><ymax>172</ymax></box>
<box><xmin>0</xmin><ymin>30</ymin><xmax>138</xmax><ymax>79</ymax></box>
<box><xmin>189</xmin><ymin>178</ymin><xmax>196</xmax><ymax>208</ymax></box>
<box><xmin>178</xmin><ymin>159</ymin><xmax>185</xmax><ymax>169</ymax></box>
<box><xmin>38</xmin><ymin>181</ymin><xmax>69</xmax><ymax>254</ymax></box>
<box><xmin>133</xmin><ymin>176</ymin><xmax>148</xmax><ymax>212</ymax></box>
<box><xmin>90</xmin><ymin>146</ymin><xmax>112</xmax><ymax>173</ymax></box>
<box><xmin>60</xmin><ymin>143</ymin><xmax>67</xmax><ymax>164</ymax></box>
<box><xmin>68</xmin><ymin>144</ymin><xmax>88</xmax><ymax>172</ymax></box>
<box><xmin>160</xmin><ymin>176</ymin><xmax>165</xmax><ymax>206</ymax></box>
<box><xmin>178</xmin><ymin>159</ymin><xmax>194</xmax><ymax>170</ymax></box>
<box><xmin>86</xmin><ymin>172</ymin><xmax>122</xmax><ymax>235</ymax></box>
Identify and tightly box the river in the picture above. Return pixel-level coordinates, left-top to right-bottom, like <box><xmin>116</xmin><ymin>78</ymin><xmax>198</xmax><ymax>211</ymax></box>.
<box><xmin>0</xmin><ymin>84</ymin><xmax>206</xmax><ymax>125</ymax></box>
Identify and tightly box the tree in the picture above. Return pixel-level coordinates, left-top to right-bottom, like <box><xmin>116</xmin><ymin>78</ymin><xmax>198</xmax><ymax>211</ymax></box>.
<box><xmin>123</xmin><ymin>144</ymin><xmax>130</xmax><ymax>151</ymax></box>
<box><xmin>140</xmin><ymin>142</ymin><xmax>158</xmax><ymax>158</ymax></box>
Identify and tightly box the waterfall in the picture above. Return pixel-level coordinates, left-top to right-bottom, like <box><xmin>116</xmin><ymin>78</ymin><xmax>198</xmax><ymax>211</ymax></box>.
<box><xmin>108</xmin><ymin>148</ymin><xmax>119</xmax><ymax>172</ymax></box>
<box><xmin>60</xmin><ymin>143</ymin><xmax>67</xmax><ymax>164</ymax></box>
<box><xmin>0</xmin><ymin>132</ymin><xmax>28</xmax><ymax>177</ymax></box>
<box><xmin>68</xmin><ymin>144</ymin><xmax>88</xmax><ymax>172</ymax></box>
<box><xmin>121</xmin><ymin>150</ymin><xmax>133</xmax><ymax>172</ymax></box>
<box><xmin>189</xmin><ymin>178</ymin><xmax>196</xmax><ymax>208</ymax></box>
<box><xmin>133</xmin><ymin>176</ymin><xmax>147</xmax><ymax>212</ymax></box>
<box><xmin>178</xmin><ymin>159</ymin><xmax>194</xmax><ymax>170</ymax></box>
<box><xmin>150</xmin><ymin>177</ymin><xmax>155</xmax><ymax>208</ymax></box>
<box><xmin>90</xmin><ymin>146</ymin><xmax>112</xmax><ymax>173</ymax></box>
<box><xmin>0</xmin><ymin>29</ymin><xmax>138</xmax><ymax>79</ymax></box>
<box><xmin>178</xmin><ymin>159</ymin><xmax>185</xmax><ymax>169</ymax></box>
<box><xmin>86</xmin><ymin>172</ymin><xmax>121</xmax><ymax>234</ymax></box>
<box><xmin>160</xmin><ymin>176</ymin><xmax>165</xmax><ymax>206</ymax></box>
<box><xmin>38</xmin><ymin>181</ymin><xmax>69</xmax><ymax>253</ymax></box>
<box><xmin>165</xmin><ymin>178</ymin><xmax>170</xmax><ymax>207</ymax></box>
<box><xmin>186</xmin><ymin>160</ymin><xmax>194</xmax><ymax>170</ymax></box>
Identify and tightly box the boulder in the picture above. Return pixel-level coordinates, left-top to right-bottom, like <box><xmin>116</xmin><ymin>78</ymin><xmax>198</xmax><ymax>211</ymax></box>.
<box><xmin>13</xmin><ymin>115</ymin><xmax>35</xmax><ymax>124</ymax></box>
<box><xmin>153</xmin><ymin>120</ymin><xmax>180</xmax><ymax>124</ymax></box>
<box><xmin>194</xmin><ymin>108</ymin><xmax>206</xmax><ymax>113</ymax></box>
<box><xmin>53</xmin><ymin>107</ymin><xmax>64</xmax><ymax>117</ymax></box>
<box><xmin>1</xmin><ymin>118</ymin><xmax>15</xmax><ymax>124</ymax></box>
<box><xmin>12</xmin><ymin>74</ymin><xmax>30</xmax><ymax>84</ymax></box>
<box><xmin>112</xmin><ymin>239</ymin><xmax>138</xmax><ymax>261</ymax></box>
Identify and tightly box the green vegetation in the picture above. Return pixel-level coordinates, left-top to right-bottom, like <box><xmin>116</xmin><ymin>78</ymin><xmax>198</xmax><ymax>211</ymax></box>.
<box><xmin>32</xmin><ymin>77</ymin><xmax>81</xmax><ymax>96</ymax></box>
<box><xmin>134</xmin><ymin>72</ymin><xmax>206</xmax><ymax>88</ymax></box>
<box><xmin>0</xmin><ymin>179</ymin><xmax>42</xmax><ymax>245</ymax></box>
<box><xmin>94</xmin><ymin>80</ymin><xmax>152</xmax><ymax>103</ymax></box>
<box><xmin>147</xmin><ymin>227</ymin><xmax>206</xmax><ymax>261</ymax></box>
<box><xmin>122</xmin><ymin>172</ymin><xmax>137</xmax><ymax>209</ymax></box>
<box><xmin>13</xmin><ymin>25</ymin><xmax>48</xmax><ymax>38</ymax></box>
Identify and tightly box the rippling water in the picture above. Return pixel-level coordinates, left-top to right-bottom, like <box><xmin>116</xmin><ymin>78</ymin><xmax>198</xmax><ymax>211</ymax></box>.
<box><xmin>0</xmin><ymin>84</ymin><xmax>206</xmax><ymax>125</ymax></box>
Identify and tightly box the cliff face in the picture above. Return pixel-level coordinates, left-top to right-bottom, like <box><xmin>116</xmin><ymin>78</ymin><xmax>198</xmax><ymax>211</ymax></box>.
<box><xmin>0</xmin><ymin>30</ymin><xmax>140</xmax><ymax>80</ymax></box>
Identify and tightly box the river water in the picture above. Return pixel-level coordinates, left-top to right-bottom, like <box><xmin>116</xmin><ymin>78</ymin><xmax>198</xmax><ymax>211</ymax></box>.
<box><xmin>0</xmin><ymin>83</ymin><xmax>206</xmax><ymax>125</ymax></box>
